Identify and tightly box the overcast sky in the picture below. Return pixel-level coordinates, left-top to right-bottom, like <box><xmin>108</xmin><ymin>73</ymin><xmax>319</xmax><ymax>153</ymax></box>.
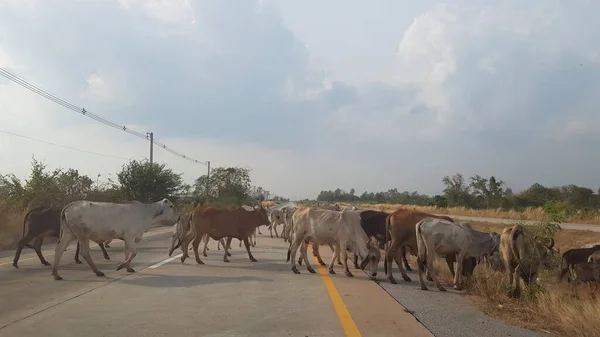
<box><xmin>1</xmin><ymin>0</ymin><xmax>598</xmax><ymax>200</ymax></box>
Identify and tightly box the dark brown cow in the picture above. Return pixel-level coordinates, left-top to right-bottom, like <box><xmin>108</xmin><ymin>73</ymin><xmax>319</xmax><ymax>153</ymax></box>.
<box><xmin>12</xmin><ymin>206</ymin><xmax>110</xmax><ymax>268</ymax></box>
<box><xmin>384</xmin><ymin>208</ymin><xmax>477</xmax><ymax>284</ymax></box>
<box><xmin>180</xmin><ymin>205</ymin><xmax>270</xmax><ymax>264</ymax></box>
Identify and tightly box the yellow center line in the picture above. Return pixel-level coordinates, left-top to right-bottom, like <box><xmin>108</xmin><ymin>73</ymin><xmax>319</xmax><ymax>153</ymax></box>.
<box><xmin>312</xmin><ymin>255</ymin><xmax>362</xmax><ymax>337</ymax></box>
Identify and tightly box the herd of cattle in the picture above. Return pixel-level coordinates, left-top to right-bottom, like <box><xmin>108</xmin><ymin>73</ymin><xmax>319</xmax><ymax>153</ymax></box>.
<box><xmin>9</xmin><ymin>199</ymin><xmax>600</xmax><ymax>297</ymax></box>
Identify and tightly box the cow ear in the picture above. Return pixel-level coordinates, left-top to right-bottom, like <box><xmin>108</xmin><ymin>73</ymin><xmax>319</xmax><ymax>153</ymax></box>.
<box><xmin>153</xmin><ymin>201</ymin><xmax>166</xmax><ymax>218</ymax></box>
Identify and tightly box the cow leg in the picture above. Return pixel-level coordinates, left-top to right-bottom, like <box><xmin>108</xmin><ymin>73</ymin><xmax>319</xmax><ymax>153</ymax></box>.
<box><xmin>223</xmin><ymin>238</ymin><xmax>231</xmax><ymax>256</ymax></box>
<box><xmin>326</xmin><ymin>243</ymin><xmax>339</xmax><ymax>275</ymax></box>
<box><xmin>32</xmin><ymin>236</ymin><xmax>51</xmax><ymax>266</ymax></box>
<box><xmin>339</xmin><ymin>241</ymin><xmax>353</xmax><ymax>277</ymax></box>
<box><xmin>453</xmin><ymin>252</ymin><xmax>467</xmax><ymax>290</ymax></box>
<box><xmin>300</xmin><ymin>240</ymin><xmax>315</xmax><ymax>273</ymax></box>
<box><xmin>558</xmin><ymin>266</ymin><xmax>569</xmax><ymax>283</ymax></box>
<box><xmin>313</xmin><ymin>244</ymin><xmax>327</xmax><ymax>266</ymax></box>
<box><xmin>353</xmin><ymin>253</ymin><xmax>360</xmax><ymax>269</ymax></box>
<box><xmin>117</xmin><ymin>239</ymin><xmax>137</xmax><ymax>273</ymax></box>
<box><xmin>288</xmin><ymin>235</ymin><xmax>304</xmax><ymax>274</ymax></box>
<box><xmin>217</xmin><ymin>237</ymin><xmax>222</xmax><ymax>250</ymax></box>
<box><xmin>238</xmin><ymin>239</ymin><xmax>242</xmax><ymax>247</ymax></box>
<box><xmin>52</xmin><ymin>232</ymin><xmax>75</xmax><ymax>281</ymax></box>
<box><xmin>269</xmin><ymin>224</ymin><xmax>274</xmax><ymax>238</ymax></box>
<box><xmin>191</xmin><ymin>235</ymin><xmax>205</xmax><ymax>265</ymax></box>
<box><xmin>104</xmin><ymin>239</ymin><xmax>112</xmax><ymax>248</ymax></box>
<box><xmin>79</xmin><ymin>238</ymin><xmax>105</xmax><ymax>277</ymax></box>
<box><xmin>386</xmin><ymin>240</ymin><xmax>411</xmax><ymax>283</ymax></box>
<box><xmin>180</xmin><ymin>232</ymin><xmax>194</xmax><ymax>263</ymax></box>
<box><xmin>202</xmin><ymin>234</ymin><xmax>210</xmax><ymax>257</ymax></box>
<box><xmin>74</xmin><ymin>241</ymin><xmax>83</xmax><ymax>264</ymax></box>
<box><xmin>511</xmin><ymin>266</ymin><xmax>523</xmax><ymax>297</ymax></box>
<box><xmin>223</xmin><ymin>237</ymin><xmax>233</xmax><ymax>263</ymax></box>
<box><xmin>274</xmin><ymin>224</ymin><xmax>279</xmax><ymax>238</ymax></box>
<box><xmin>13</xmin><ymin>232</ymin><xmax>39</xmax><ymax>268</ymax></box>
<box><xmin>426</xmin><ymin>248</ymin><xmax>446</xmax><ymax>292</ymax></box>
<box><xmin>242</xmin><ymin>237</ymin><xmax>258</xmax><ymax>262</ymax></box>
<box><xmin>442</xmin><ymin>254</ymin><xmax>456</xmax><ymax>282</ymax></box>
<box><xmin>400</xmin><ymin>246</ymin><xmax>413</xmax><ymax>272</ymax></box>
<box><xmin>98</xmin><ymin>242</ymin><xmax>110</xmax><ymax>260</ymax></box>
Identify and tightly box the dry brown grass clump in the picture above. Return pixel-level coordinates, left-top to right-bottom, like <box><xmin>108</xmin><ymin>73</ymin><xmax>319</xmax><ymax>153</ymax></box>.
<box><xmin>347</xmin><ymin>203</ymin><xmax>600</xmax><ymax>225</ymax></box>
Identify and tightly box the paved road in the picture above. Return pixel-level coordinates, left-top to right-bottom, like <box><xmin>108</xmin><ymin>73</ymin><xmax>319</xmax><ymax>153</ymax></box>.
<box><xmin>0</xmin><ymin>227</ymin><xmax>431</xmax><ymax>337</ymax></box>
<box><xmin>435</xmin><ymin>213</ymin><xmax>600</xmax><ymax>232</ymax></box>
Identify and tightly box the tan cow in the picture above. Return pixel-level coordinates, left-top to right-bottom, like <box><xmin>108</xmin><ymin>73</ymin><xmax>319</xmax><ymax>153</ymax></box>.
<box><xmin>499</xmin><ymin>224</ymin><xmax>555</xmax><ymax>297</ymax></box>
<box><xmin>180</xmin><ymin>205</ymin><xmax>270</xmax><ymax>264</ymax></box>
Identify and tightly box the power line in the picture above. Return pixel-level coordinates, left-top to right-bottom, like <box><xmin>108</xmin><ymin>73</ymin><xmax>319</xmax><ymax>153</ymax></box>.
<box><xmin>0</xmin><ymin>129</ymin><xmax>131</xmax><ymax>160</ymax></box>
<box><xmin>0</xmin><ymin>67</ymin><xmax>208</xmax><ymax>165</ymax></box>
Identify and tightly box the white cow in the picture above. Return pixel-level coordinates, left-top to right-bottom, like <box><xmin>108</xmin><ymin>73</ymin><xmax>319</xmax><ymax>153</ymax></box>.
<box><xmin>51</xmin><ymin>198</ymin><xmax>178</xmax><ymax>280</ymax></box>
<box><xmin>286</xmin><ymin>207</ymin><xmax>381</xmax><ymax>279</ymax></box>
<box><xmin>281</xmin><ymin>206</ymin><xmax>296</xmax><ymax>243</ymax></box>
<box><xmin>268</xmin><ymin>208</ymin><xmax>284</xmax><ymax>238</ymax></box>
<box><xmin>415</xmin><ymin>217</ymin><xmax>500</xmax><ymax>291</ymax></box>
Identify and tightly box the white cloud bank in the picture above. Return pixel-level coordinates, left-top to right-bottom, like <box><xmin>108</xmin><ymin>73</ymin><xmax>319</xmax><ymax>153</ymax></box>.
<box><xmin>1</xmin><ymin>0</ymin><xmax>599</xmax><ymax>200</ymax></box>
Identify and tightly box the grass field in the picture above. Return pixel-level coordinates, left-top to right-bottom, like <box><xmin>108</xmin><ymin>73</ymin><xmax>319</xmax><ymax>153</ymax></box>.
<box><xmin>345</xmin><ymin>202</ymin><xmax>600</xmax><ymax>225</ymax></box>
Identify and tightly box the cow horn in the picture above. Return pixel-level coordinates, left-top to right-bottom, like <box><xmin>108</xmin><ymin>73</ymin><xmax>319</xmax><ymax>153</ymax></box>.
<box><xmin>547</xmin><ymin>237</ymin><xmax>555</xmax><ymax>250</ymax></box>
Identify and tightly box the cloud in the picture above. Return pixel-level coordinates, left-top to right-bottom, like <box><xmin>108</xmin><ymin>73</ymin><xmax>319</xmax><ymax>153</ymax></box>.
<box><xmin>1</xmin><ymin>0</ymin><xmax>600</xmax><ymax>199</ymax></box>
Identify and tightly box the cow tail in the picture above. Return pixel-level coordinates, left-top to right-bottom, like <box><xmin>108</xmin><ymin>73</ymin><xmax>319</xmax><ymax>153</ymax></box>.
<box><xmin>384</xmin><ymin>214</ymin><xmax>391</xmax><ymax>275</ymax></box>
<box><xmin>57</xmin><ymin>206</ymin><xmax>68</xmax><ymax>244</ymax></box>
<box><xmin>415</xmin><ymin>220</ymin><xmax>426</xmax><ymax>268</ymax></box>
<box><xmin>286</xmin><ymin>214</ymin><xmax>294</xmax><ymax>262</ymax></box>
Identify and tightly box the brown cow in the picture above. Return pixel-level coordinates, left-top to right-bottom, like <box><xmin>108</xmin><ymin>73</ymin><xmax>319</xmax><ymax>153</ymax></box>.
<box><xmin>384</xmin><ymin>208</ymin><xmax>477</xmax><ymax>284</ymax></box>
<box><xmin>180</xmin><ymin>205</ymin><xmax>270</xmax><ymax>264</ymax></box>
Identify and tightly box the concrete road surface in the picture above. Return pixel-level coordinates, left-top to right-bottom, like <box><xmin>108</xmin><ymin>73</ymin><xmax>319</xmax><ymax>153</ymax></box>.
<box><xmin>0</xmin><ymin>227</ymin><xmax>432</xmax><ymax>337</ymax></box>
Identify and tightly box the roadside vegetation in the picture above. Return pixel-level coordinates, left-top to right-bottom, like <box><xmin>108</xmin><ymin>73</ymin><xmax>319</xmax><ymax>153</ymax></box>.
<box><xmin>0</xmin><ymin>157</ymin><xmax>286</xmax><ymax>250</ymax></box>
<box><xmin>314</xmin><ymin>173</ymin><xmax>600</xmax><ymax>224</ymax></box>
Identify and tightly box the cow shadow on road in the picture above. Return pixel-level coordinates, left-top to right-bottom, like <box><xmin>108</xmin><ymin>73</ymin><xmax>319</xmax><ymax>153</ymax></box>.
<box><xmin>116</xmin><ymin>273</ymin><xmax>273</xmax><ymax>288</ymax></box>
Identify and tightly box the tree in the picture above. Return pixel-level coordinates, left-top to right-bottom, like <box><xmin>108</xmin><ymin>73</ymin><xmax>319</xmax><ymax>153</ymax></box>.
<box><xmin>442</xmin><ymin>173</ymin><xmax>474</xmax><ymax>207</ymax></box>
<box><xmin>469</xmin><ymin>174</ymin><xmax>506</xmax><ymax>208</ymax></box>
<box><xmin>117</xmin><ymin>159</ymin><xmax>185</xmax><ymax>203</ymax></box>
<box><xmin>193</xmin><ymin>166</ymin><xmax>253</xmax><ymax>207</ymax></box>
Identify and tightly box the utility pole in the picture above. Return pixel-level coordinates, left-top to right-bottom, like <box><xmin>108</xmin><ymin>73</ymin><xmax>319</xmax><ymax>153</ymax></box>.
<box><xmin>148</xmin><ymin>132</ymin><xmax>154</xmax><ymax>164</ymax></box>
<box><xmin>206</xmin><ymin>160</ymin><xmax>210</xmax><ymax>198</ymax></box>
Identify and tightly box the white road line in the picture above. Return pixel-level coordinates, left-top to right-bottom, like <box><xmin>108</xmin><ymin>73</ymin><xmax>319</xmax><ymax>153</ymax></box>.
<box><xmin>148</xmin><ymin>253</ymin><xmax>183</xmax><ymax>269</ymax></box>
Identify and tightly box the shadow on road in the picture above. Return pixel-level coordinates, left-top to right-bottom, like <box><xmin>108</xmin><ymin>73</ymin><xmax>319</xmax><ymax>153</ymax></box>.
<box><xmin>117</xmin><ymin>274</ymin><xmax>273</xmax><ymax>288</ymax></box>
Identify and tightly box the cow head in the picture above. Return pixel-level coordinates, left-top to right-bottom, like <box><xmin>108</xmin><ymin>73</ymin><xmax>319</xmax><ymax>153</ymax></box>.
<box><xmin>534</xmin><ymin>235</ymin><xmax>557</xmax><ymax>269</ymax></box>
<box><xmin>253</xmin><ymin>204</ymin><xmax>270</xmax><ymax>227</ymax></box>
<box><xmin>152</xmin><ymin>198</ymin><xmax>177</xmax><ymax>224</ymax></box>
<box><xmin>360</xmin><ymin>237</ymin><xmax>382</xmax><ymax>279</ymax></box>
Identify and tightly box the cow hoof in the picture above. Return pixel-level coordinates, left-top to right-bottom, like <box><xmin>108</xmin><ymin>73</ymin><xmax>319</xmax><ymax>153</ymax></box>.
<box><xmin>42</xmin><ymin>262</ymin><xmax>51</xmax><ymax>266</ymax></box>
<box><xmin>319</xmin><ymin>261</ymin><xmax>326</xmax><ymax>266</ymax></box>
<box><xmin>53</xmin><ymin>275</ymin><xmax>63</xmax><ymax>281</ymax></box>
<box><xmin>354</xmin><ymin>264</ymin><xmax>360</xmax><ymax>269</ymax></box>
<box><xmin>307</xmin><ymin>268</ymin><xmax>316</xmax><ymax>274</ymax></box>
<box><xmin>420</xmin><ymin>286</ymin><xmax>428</xmax><ymax>291</ymax></box>
<box><xmin>250</xmin><ymin>258</ymin><xmax>258</xmax><ymax>262</ymax></box>
<box><xmin>12</xmin><ymin>262</ymin><xmax>18</xmax><ymax>269</ymax></box>
<box><xmin>328</xmin><ymin>269</ymin><xmax>336</xmax><ymax>275</ymax></box>
<box><xmin>203</xmin><ymin>253</ymin><xmax>208</xmax><ymax>257</ymax></box>
<box><xmin>196</xmin><ymin>260</ymin><xmax>205</xmax><ymax>265</ymax></box>
<box><xmin>126</xmin><ymin>268</ymin><xmax>136</xmax><ymax>273</ymax></box>
<box><xmin>105</xmin><ymin>244</ymin><xmax>111</xmax><ymax>248</ymax></box>
<box><xmin>75</xmin><ymin>260</ymin><xmax>83</xmax><ymax>264</ymax></box>
<box><xmin>104</xmin><ymin>256</ymin><xmax>110</xmax><ymax>260</ymax></box>
<box><xmin>389</xmin><ymin>277</ymin><xmax>397</xmax><ymax>284</ymax></box>
<box><xmin>292</xmin><ymin>266</ymin><xmax>301</xmax><ymax>274</ymax></box>
<box><xmin>223</xmin><ymin>259</ymin><xmax>230</xmax><ymax>263</ymax></box>
<box><xmin>227</xmin><ymin>252</ymin><xmax>232</xmax><ymax>257</ymax></box>
<box><xmin>116</xmin><ymin>264</ymin><xmax>125</xmax><ymax>271</ymax></box>
<box><xmin>438</xmin><ymin>287</ymin><xmax>447</xmax><ymax>292</ymax></box>
<box><xmin>181</xmin><ymin>256</ymin><xmax>187</xmax><ymax>263</ymax></box>
<box><xmin>406</xmin><ymin>267</ymin><xmax>413</xmax><ymax>272</ymax></box>
<box><xmin>453</xmin><ymin>285</ymin><xmax>463</xmax><ymax>291</ymax></box>
<box><xmin>298</xmin><ymin>260</ymin><xmax>303</xmax><ymax>266</ymax></box>
<box><xmin>96</xmin><ymin>271</ymin><xmax>105</xmax><ymax>277</ymax></box>
<box><xmin>345</xmin><ymin>271</ymin><xmax>354</xmax><ymax>277</ymax></box>
<box><xmin>426</xmin><ymin>276</ymin><xmax>433</xmax><ymax>282</ymax></box>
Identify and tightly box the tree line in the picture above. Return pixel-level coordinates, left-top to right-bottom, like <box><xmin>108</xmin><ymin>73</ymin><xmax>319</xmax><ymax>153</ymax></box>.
<box><xmin>0</xmin><ymin>156</ymin><xmax>288</xmax><ymax>211</ymax></box>
<box><xmin>316</xmin><ymin>173</ymin><xmax>600</xmax><ymax>216</ymax></box>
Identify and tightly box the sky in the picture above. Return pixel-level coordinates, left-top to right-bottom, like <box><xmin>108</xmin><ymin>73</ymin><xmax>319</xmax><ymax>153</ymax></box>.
<box><xmin>0</xmin><ymin>0</ymin><xmax>599</xmax><ymax>200</ymax></box>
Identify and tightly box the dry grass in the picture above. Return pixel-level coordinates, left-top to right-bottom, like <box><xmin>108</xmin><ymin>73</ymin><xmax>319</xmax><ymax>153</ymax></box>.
<box><xmin>408</xmin><ymin>221</ymin><xmax>600</xmax><ymax>336</ymax></box>
<box><xmin>346</xmin><ymin>202</ymin><xmax>600</xmax><ymax>225</ymax></box>
<box><xmin>0</xmin><ymin>201</ymin><xmax>26</xmax><ymax>251</ymax></box>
